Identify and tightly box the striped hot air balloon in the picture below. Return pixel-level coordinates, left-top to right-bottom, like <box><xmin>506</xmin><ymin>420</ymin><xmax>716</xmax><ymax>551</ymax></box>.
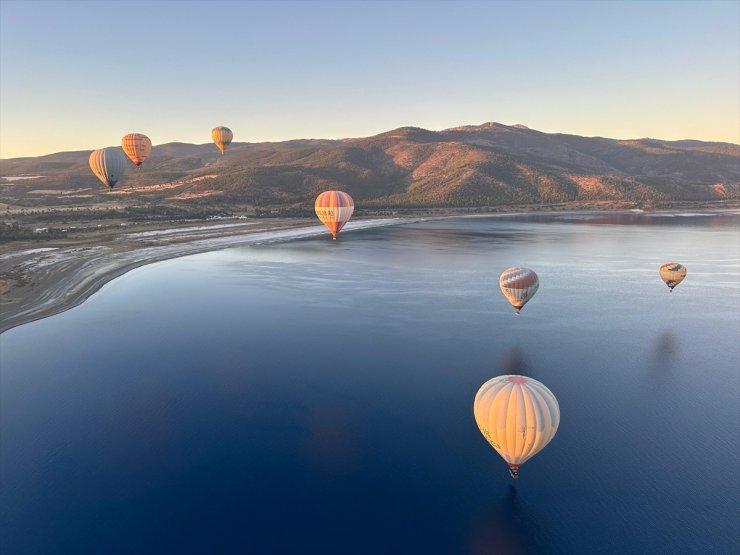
<box><xmin>89</xmin><ymin>147</ymin><xmax>127</xmax><ymax>189</ymax></box>
<box><xmin>474</xmin><ymin>375</ymin><xmax>560</xmax><ymax>479</ymax></box>
<box><xmin>211</xmin><ymin>126</ymin><xmax>233</xmax><ymax>154</ymax></box>
<box><xmin>659</xmin><ymin>263</ymin><xmax>687</xmax><ymax>292</ymax></box>
<box><xmin>499</xmin><ymin>267</ymin><xmax>539</xmax><ymax>315</ymax></box>
<box><xmin>121</xmin><ymin>133</ymin><xmax>152</xmax><ymax>167</ymax></box>
<box><xmin>315</xmin><ymin>190</ymin><xmax>354</xmax><ymax>239</ymax></box>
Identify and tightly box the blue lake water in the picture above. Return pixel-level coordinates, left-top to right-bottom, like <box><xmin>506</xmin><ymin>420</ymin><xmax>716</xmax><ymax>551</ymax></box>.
<box><xmin>1</xmin><ymin>212</ymin><xmax>739</xmax><ymax>554</ymax></box>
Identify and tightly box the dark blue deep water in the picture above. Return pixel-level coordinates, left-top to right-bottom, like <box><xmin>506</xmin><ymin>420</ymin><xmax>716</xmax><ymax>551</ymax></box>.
<box><xmin>2</xmin><ymin>212</ymin><xmax>739</xmax><ymax>554</ymax></box>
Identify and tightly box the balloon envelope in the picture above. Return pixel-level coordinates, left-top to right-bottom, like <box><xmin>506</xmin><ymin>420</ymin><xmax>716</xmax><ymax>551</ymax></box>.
<box><xmin>474</xmin><ymin>375</ymin><xmax>559</xmax><ymax>477</ymax></box>
<box><xmin>211</xmin><ymin>126</ymin><xmax>233</xmax><ymax>154</ymax></box>
<box><xmin>89</xmin><ymin>147</ymin><xmax>127</xmax><ymax>188</ymax></box>
<box><xmin>659</xmin><ymin>263</ymin><xmax>687</xmax><ymax>291</ymax></box>
<box><xmin>315</xmin><ymin>190</ymin><xmax>354</xmax><ymax>239</ymax></box>
<box><xmin>499</xmin><ymin>267</ymin><xmax>539</xmax><ymax>313</ymax></box>
<box><xmin>121</xmin><ymin>133</ymin><xmax>152</xmax><ymax>166</ymax></box>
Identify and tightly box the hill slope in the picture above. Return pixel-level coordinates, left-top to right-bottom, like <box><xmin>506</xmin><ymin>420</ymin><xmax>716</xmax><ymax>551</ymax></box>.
<box><xmin>1</xmin><ymin>123</ymin><xmax>737</xmax><ymax>208</ymax></box>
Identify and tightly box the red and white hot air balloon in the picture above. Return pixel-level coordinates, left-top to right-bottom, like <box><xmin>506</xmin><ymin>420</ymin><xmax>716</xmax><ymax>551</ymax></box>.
<box><xmin>121</xmin><ymin>133</ymin><xmax>152</xmax><ymax>167</ymax></box>
<box><xmin>315</xmin><ymin>190</ymin><xmax>354</xmax><ymax>239</ymax></box>
<box><xmin>499</xmin><ymin>267</ymin><xmax>539</xmax><ymax>315</ymax></box>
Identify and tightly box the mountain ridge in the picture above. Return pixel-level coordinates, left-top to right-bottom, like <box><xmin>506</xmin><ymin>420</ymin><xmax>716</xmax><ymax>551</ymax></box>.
<box><xmin>1</xmin><ymin>122</ymin><xmax>737</xmax><ymax>209</ymax></box>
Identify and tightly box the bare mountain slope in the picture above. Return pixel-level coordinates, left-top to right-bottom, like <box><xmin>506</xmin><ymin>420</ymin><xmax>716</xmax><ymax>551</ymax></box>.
<box><xmin>1</xmin><ymin>123</ymin><xmax>737</xmax><ymax>208</ymax></box>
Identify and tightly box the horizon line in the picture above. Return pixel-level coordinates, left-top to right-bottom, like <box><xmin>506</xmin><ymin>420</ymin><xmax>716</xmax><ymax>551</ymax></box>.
<box><xmin>2</xmin><ymin>121</ymin><xmax>739</xmax><ymax>160</ymax></box>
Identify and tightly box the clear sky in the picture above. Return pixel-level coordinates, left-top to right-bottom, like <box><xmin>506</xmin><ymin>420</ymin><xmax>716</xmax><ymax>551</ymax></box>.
<box><xmin>1</xmin><ymin>0</ymin><xmax>738</xmax><ymax>158</ymax></box>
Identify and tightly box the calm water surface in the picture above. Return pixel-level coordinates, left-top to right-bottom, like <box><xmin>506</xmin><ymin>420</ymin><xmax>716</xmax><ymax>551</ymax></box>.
<box><xmin>2</xmin><ymin>212</ymin><xmax>739</xmax><ymax>554</ymax></box>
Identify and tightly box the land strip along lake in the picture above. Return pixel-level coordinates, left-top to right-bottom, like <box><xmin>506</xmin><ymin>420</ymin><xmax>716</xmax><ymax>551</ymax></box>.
<box><xmin>1</xmin><ymin>211</ymin><xmax>738</xmax><ymax>554</ymax></box>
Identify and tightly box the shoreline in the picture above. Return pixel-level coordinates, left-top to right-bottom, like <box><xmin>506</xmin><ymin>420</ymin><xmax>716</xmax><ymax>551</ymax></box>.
<box><xmin>0</xmin><ymin>217</ymin><xmax>412</xmax><ymax>334</ymax></box>
<box><xmin>2</xmin><ymin>208</ymin><xmax>738</xmax><ymax>334</ymax></box>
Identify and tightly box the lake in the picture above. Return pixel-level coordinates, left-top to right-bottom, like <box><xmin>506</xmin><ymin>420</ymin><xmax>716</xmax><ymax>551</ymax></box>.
<box><xmin>1</xmin><ymin>211</ymin><xmax>738</xmax><ymax>554</ymax></box>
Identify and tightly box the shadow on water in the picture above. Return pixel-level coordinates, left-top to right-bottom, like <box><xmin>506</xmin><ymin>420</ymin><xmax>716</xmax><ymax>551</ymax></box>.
<box><xmin>496</xmin><ymin>346</ymin><xmax>540</xmax><ymax>381</ymax></box>
<box><xmin>650</xmin><ymin>331</ymin><xmax>679</xmax><ymax>376</ymax></box>
<box><xmin>653</xmin><ymin>331</ymin><xmax>678</xmax><ymax>360</ymax></box>
<box><xmin>466</xmin><ymin>485</ymin><xmax>554</xmax><ymax>555</ymax></box>
<box><xmin>386</xmin><ymin>224</ymin><xmax>533</xmax><ymax>250</ymax></box>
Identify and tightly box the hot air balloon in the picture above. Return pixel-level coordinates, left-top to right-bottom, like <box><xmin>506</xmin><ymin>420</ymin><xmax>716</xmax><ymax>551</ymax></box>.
<box><xmin>659</xmin><ymin>263</ymin><xmax>686</xmax><ymax>292</ymax></box>
<box><xmin>499</xmin><ymin>267</ymin><xmax>539</xmax><ymax>315</ymax></box>
<box><xmin>89</xmin><ymin>147</ymin><xmax>127</xmax><ymax>189</ymax></box>
<box><xmin>315</xmin><ymin>190</ymin><xmax>354</xmax><ymax>239</ymax></box>
<box><xmin>211</xmin><ymin>126</ymin><xmax>233</xmax><ymax>154</ymax></box>
<box><xmin>474</xmin><ymin>375</ymin><xmax>559</xmax><ymax>479</ymax></box>
<box><xmin>121</xmin><ymin>133</ymin><xmax>152</xmax><ymax>167</ymax></box>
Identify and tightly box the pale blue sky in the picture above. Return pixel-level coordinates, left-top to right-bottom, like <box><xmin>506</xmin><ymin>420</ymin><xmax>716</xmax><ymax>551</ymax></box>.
<box><xmin>1</xmin><ymin>0</ymin><xmax>738</xmax><ymax>158</ymax></box>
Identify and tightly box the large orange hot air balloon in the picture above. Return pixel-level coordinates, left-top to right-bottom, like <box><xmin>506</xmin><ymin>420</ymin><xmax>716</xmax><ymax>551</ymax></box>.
<box><xmin>211</xmin><ymin>126</ymin><xmax>233</xmax><ymax>154</ymax></box>
<box><xmin>659</xmin><ymin>263</ymin><xmax>686</xmax><ymax>292</ymax></box>
<box><xmin>89</xmin><ymin>147</ymin><xmax>127</xmax><ymax>189</ymax></box>
<box><xmin>499</xmin><ymin>267</ymin><xmax>539</xmax><ymax>315</ymax></box>
<box><xmin>474</xmin><ymin>375</ymin><xmax>560</xmax><ymax>478</ymax></box>
<box><xmin>121</xmin><ymin>133</ymin><xmax>152</xmax><ymax>167</ymax></box>
<box><xmin>315</xmin><ymin>191</ymin><xmax>354</xmax><ymax>239</ymax></box>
